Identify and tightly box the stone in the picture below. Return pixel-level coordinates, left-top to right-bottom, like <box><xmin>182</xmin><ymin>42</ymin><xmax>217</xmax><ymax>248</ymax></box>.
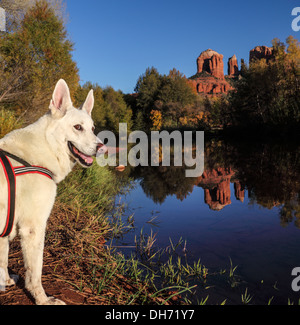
<box><xmin>228</xmin><ymin>54</ymin><xmax>239</xmax><ymax>76</ymax></box>
<box><xmin>189</xmin><ymin>49</ymin><xmax>235</xmax><ymax>95</ymax></box>
<box><xmin>234</xmin><ymin>181</ymin><xmax>245</xmax><ymax>202</ymax></box>
<box><xmin>249</xmin><ymin>46</ymin><xmax>274</xmax><ymax>63</ymax></box>
<box><xmin>115</xmin><ymin>165</ymin><xmax>125</xmax><ymax>172</ymax></box>
<box><xmin>187</xmin><ymin>74</ymin><xmax>233</xmax><ymax>95</ymax></box>
<box><xmin>197</xmin><ymin>49</ymin><xmax>225</xmax><ymax>79</ymax></box>
<box><xmin>198</xmin><ymin>167</ymin><xmax>234</xmax><ymax>210</ymax></box>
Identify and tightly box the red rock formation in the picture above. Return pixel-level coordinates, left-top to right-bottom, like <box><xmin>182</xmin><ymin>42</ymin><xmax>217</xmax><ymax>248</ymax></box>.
<box><xmin>249</xmin><ymin>46</ymin><xmax>274</xmax><ymax>63</ymax></box>
<box><xmin>228</xmin><ymin>54</ymin><xmax>239</xmax><ymax>76</ymax></box>
<box><xmin>187</xmin><ymin>74</ymin><xmax>233</xmax><ymax>95</ymax></box>
<box><xmin>194</xmin><ymin>167</ymin><xmax>248</xmax><ymax>210</ymax></box>
<box><xmin>204</xmin><ymin>178</ymin><xmax>232</xmax><ymax>211</ymax></box>
<box><xmin>198</xmin><ymin>167</ymin><xmax>234</xmax><ymax>210</ymax></box>
<box><xmin>189</xmin><ymin>49</ymin><xmax>235</xmax><ymax>95</ymax></box>
<box><xmin>234</xmin><ymin>181</ymin><xmax>245</xmax><ymax>202</ymax></box>
<box><xmin>197</xmin><ymin>49</ymin><xmax>224</xmax><ymax>79</ymax></box>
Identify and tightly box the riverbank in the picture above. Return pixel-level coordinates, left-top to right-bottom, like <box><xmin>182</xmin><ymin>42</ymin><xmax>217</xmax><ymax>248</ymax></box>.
<box><xmin>0</xmin><ymin>204</ymin><xmax>176</xmax><ymax>305</ymax></box>
<box><xmin>0</xmin><ymin>164</ymin><xmax>186</xmax><ymax>305</ymax></box>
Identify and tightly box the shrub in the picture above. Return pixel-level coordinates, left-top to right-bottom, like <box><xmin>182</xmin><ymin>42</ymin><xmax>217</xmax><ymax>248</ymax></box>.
<box><xmin>0</xmin><ymin>108</ymin><xmax>23</xmax><ymax>138</ymax></box>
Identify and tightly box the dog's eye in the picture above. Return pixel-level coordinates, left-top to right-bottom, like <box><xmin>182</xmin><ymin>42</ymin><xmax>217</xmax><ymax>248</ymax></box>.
<box><xmin>74</xmin><ymin>124</ymin><xmax>83</xmax><ymax>131</ymax></box>
<box><xmin>92</xmin><ymin>126</ymin><xmax>95</xmax><ymax>132</ymax></box>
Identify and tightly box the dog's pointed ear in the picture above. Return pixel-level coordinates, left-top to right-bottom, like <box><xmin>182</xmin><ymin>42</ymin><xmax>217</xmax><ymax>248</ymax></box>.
<box><xmin>81</xmin><ymin>89</ymin><xmax>94</xmax><ymax>116</ymax></box>
<box><xmin>49</xmin><ymin>79</ymin><xmax>72</xmax><ymax>117</ymax></box>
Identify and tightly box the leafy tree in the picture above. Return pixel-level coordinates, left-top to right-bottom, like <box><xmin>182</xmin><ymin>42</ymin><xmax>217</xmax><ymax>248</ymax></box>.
<box><xmin>286</xmin><ymin>35</ymin><xmax>300</xmax><ymax>63</ymax></box>
<box><xmin>228</xmin><ymin>36</ymin><xmax>300</xmax><ymax>131</ymax></box>
<box><xmin>203</xmin><ymin>96</ymin><xmax>231</xmax><ymax>128</ymax></box>
<box><xmin>0</xmin><ymin>0</ymin><xmax>79</xmax><ymax>121</ymax></box>
<box><xmin>75</xmin><ymin>83</ymin><xmax>133</xmax><ymax>134</ymax></box>
<box><xmin>0</xmin><ymin>0</ymin><xmax>66</xmax><ymax>32</ymax></box>
<box><xmin>133</xmin><ymin>110</ymin><xmax>147</xmax><ymax>131</ymax></box>
<box><xmin>102</xmin><ymin>87</ymin><xmax>133</xmax><ymax>133</ymax></box>
<box><xmin>74</xmin><ymin>82</ymin><xmax>106</xmax><ymax>132</ymax></box>
<box><xmin>134</xmin><ymin>67</ymin><xmax>162</xmax><ymax>120</ymax></box>
<box><xmin>158</xmin><ymin>69</ymin><xmax>197</xmax><ymax>126</ymax></box>
<box><xmin>134</xmin><ymin>67</ymin><xmax>197</xmax><ymax>129</ymax></box>
<box><xmin>150</xmin><ymin>109</ymin><xmax>162</xmax><ymax>131</ymax></box>
<box><xmin>159</xmin><ymin>69</ymin><xmax>196</xmax><ymax>107</ymax></box>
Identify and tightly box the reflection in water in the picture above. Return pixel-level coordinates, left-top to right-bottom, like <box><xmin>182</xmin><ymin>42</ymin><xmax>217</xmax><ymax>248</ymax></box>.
<box><xmin>129</xmin><ymin>139</ymin><xmax>300</xmax><ymax>227</ymax></box>
<box><xmin>201</xmin><ymin>167</ymin><xmax>235</xmax><ymax>210</ymax></box>
<box><xmin>114</xmin><ymin>138</ymin><xmax>300</xmax><ymax>304</ymax></box>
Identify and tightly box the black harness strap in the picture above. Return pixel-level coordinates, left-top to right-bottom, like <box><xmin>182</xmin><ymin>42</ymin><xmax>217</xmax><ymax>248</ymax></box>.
<box><xmin>0</xmin><ymin>150</ymin><xmax>31</xmax><ymax>167</ymax></box>
<box><xmin>0</xmin><ymin>150</ymin><xmax>16</xmax><ymax>238</ymax></box>
<box><xmin>0</xmin><ymin>149</ymin><xmax>54</xmax><ymax>238</ymax></box>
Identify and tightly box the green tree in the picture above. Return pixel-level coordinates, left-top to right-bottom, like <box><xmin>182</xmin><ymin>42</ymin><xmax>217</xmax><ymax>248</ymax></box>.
<box><xmin>0</xmin><ymin>0</ymin><xmax>66</xmax><ymax>32</ymax></box>
<box><xmin>159</xmin><ymin>69</ymin><xmax>196</xmax><ymax>106</ymax></box>
<box><xmin>0</xmin><ymin>0</ymin><xmax>79</xmax><ymax>121</ymax></box>
<box><xmin>75</xmin><ymin>83</ymin><xmax>133</xmax><ymax>134</ymax></box>
<box><xmin>134</xmin><ymin>67</ymin><xmax>197</xmax><ymax>129</ymax></box>
<box><xmin>229</xmin><ymin>36</ymin><xmax>300</xmax><ymax>131</ymax></box>
<box><xmin>74</xmin><ymin>82</ymin><xmax>106</xmax><ymax>133</ymax></box>
<box><xmin>158</xmin><ymin>69</ymin><xmax>197</xmax><ymax>126</ymax></box>
<box><xmin>102</xmin><ymin>87</ymin><xmax>133</xmax><ymax>133</ymax></box>
<box><xmin>286</xmin><ymin>35</ymin><xmax>300</xmax><ymax>63</ymax></box>
<box><xmin>134</xmin><ymin>67</ymin><xmax>162</xmax><ymax>125</ymax></box>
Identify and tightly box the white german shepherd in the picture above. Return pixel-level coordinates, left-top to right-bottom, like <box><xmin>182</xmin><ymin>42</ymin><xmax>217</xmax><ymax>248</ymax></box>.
<box><xmin>0</xmin><ymin>79</ymin><xmax>104</xmax><ymax>305</ymax></box>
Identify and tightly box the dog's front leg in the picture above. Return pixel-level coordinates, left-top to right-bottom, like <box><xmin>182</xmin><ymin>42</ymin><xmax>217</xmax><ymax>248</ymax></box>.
<box><xmin>0</xmin><ymin>237</ymin><xmax>19</xmax><ymax>288</ymax></box>
<box><xmin>19</xmin><ymin>223</ymin><xmax>65</xmax><ymax>305</ymax></box>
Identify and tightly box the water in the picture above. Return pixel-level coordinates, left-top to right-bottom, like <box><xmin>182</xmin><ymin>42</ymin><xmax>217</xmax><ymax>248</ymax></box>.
<box><xmin>113</xmin><ymin>139</ymin><xmax>300</xmax><ymax>304</ymax></box>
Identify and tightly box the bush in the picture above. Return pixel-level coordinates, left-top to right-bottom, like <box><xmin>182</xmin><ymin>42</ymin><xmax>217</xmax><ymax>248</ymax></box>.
<box><xmin>0</xmin><ymin>108</ymin><xmax>23</xmax><ymax>138</ymax></box>
<box><xmin>56</xmin><ymin>163</ymin><xmax>131</xmax><ymax>216</ymax></box>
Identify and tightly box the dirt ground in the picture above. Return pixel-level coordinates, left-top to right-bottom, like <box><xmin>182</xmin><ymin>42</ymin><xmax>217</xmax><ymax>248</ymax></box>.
<box><xmin>0</xmin><ymin>239</ymin><xmax>89</xmax><ymax>305</ymax></box>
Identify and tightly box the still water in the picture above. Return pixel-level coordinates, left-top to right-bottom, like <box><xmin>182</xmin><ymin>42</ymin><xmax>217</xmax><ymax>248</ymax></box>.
<box><xmin>114</xmin><ymin>138</ymin><xmax>300</xmax><ymax>304</ymax></box>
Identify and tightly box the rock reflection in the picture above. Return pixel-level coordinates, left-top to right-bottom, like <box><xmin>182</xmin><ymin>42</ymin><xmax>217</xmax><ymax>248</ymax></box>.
<box><xmin>128</xmin><ymin>139</ymin><xmax>300</xmax><ymax>227</ymax></box>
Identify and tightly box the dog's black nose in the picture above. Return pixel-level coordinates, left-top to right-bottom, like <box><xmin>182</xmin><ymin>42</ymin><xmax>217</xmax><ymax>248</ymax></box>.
<box><xmin>97</xmin><ymin>143</ymin><xmax>107</xmax><ymax>155</ymax></box>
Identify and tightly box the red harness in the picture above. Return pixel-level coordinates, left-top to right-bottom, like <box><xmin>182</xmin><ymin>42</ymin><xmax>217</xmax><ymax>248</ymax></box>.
<box><xmin>0</xmin><ymin>149</ymin><xmax>53</xmax><ymax>237</ymax></box>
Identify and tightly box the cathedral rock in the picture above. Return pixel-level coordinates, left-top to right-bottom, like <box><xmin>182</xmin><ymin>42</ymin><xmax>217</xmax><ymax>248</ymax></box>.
<box><xmin>188</xmin><ymin>49</ymin><xmax>237</xmax><ymax>95</ymax></box>
<box><xmin>186</xmin><ymin>44</ymin><xmax>275</xmax><ymax>96</ymax></box>
<box><xmin>197</xmin><ymin>49</ymin><xmax>225</xmax><ymax>79</ymax></box>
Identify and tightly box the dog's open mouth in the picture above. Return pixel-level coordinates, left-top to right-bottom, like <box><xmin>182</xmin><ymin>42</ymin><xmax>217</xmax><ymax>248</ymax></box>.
<box><xmin>68</xmin><ymin>141</ymin><xmax>94</xmax><ymax>167</ymax></box>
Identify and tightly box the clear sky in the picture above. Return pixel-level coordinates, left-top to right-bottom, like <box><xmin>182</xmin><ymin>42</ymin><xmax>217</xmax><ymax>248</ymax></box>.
<box><xmin>66</xmin><ymin>0</ymin><xmax>300</xmax><ymax>94</ymax></box>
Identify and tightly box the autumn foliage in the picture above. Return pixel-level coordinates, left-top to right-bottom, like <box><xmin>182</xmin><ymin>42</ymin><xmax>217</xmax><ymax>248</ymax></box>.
<box><xmin>0</xmin><ymin>0</ymin><xmax>79</xmax><ymax>122</ymax></box>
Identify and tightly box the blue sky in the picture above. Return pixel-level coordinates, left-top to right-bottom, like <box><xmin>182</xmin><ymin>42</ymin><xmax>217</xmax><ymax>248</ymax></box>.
<box><xmin>66</xmin><ymin>0</ymin><xmax>300</xmax><ymax>94</ymax></box>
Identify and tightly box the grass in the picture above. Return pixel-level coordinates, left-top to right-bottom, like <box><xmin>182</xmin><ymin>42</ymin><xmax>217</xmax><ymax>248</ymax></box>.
<box><xmin>48</xmin><ymin>164</ymin><xmax>276</xmax><ymax>305</ymax></box>
<box><xmin>50</xmin><ymin>163</ymin><xmax>235</xmax><ymax>305</ymax></box>
<box><xmin>241</xmin><ymin>288</ymin><xmax>253</xmax><ymax>305</ymax></box>
<box><xmin>48</xmin><ymin>163</ymin><xmax>194</xmax><ymax>305</ymax></box>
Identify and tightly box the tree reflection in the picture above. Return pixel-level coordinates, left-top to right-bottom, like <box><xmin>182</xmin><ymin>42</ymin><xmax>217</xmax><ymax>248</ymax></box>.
<box><xmin>225</xmin><ymin>140</ymin><xmax>300</xmax><ymax>227</ymax></box>
<box><xmin>128</xmin><ymin>139</ymin><xmax>300</xmax><ymax>227</ymax></box>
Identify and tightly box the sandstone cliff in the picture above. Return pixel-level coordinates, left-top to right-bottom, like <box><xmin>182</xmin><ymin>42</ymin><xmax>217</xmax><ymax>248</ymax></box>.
<box><xmin>196</xmin><ymin>167</ymin><xmax>245</xmax><ymax>210</ymax></box>
<box><xmin>189</xmin><ymin>49</ymin><xmax>235</xmax><ymax>95</ymax></box>
<box><xmin>197</xmin><ymin>49</ymin><xmax>225</xmax><ymax>79</ymax></box>
<box><xmin>228</xmin><ymin>54</ymin><xmax>239</xmax><ymax>77</ymax></box>
<box><xmin>249</xmin><ymin>45</ymin><xmax>274</xmax><ymax>63</ymax></box>
<box><xmin>187</xmin><ymin>44</ymin><xmax>276</xmax><ymax>95</ymax></box>
<box><xmin>188</xmin><ymin>76</ymin><xmax>232</xmax><ymax>95</ymax></box>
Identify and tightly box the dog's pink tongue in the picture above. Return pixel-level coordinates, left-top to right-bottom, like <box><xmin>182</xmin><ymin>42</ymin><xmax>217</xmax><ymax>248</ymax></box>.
<box><xmin>79</xmin><ymin>152</ymin><xmax>93</xmax><ymax>164</ymax></box>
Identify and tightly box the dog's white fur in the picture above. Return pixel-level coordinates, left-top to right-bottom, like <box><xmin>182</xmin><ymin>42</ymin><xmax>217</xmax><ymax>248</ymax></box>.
<box><xmin>0</xmin><ymin>80</ymin><xmax>101</xmax><ymax>305</ymax></box>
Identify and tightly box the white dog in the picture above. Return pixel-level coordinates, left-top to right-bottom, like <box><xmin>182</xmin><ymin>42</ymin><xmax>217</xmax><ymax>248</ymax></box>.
<box><xmin>0</xmin><ymin>79</ymin><xmax>104</xmax><ymax>305</ymax></box>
